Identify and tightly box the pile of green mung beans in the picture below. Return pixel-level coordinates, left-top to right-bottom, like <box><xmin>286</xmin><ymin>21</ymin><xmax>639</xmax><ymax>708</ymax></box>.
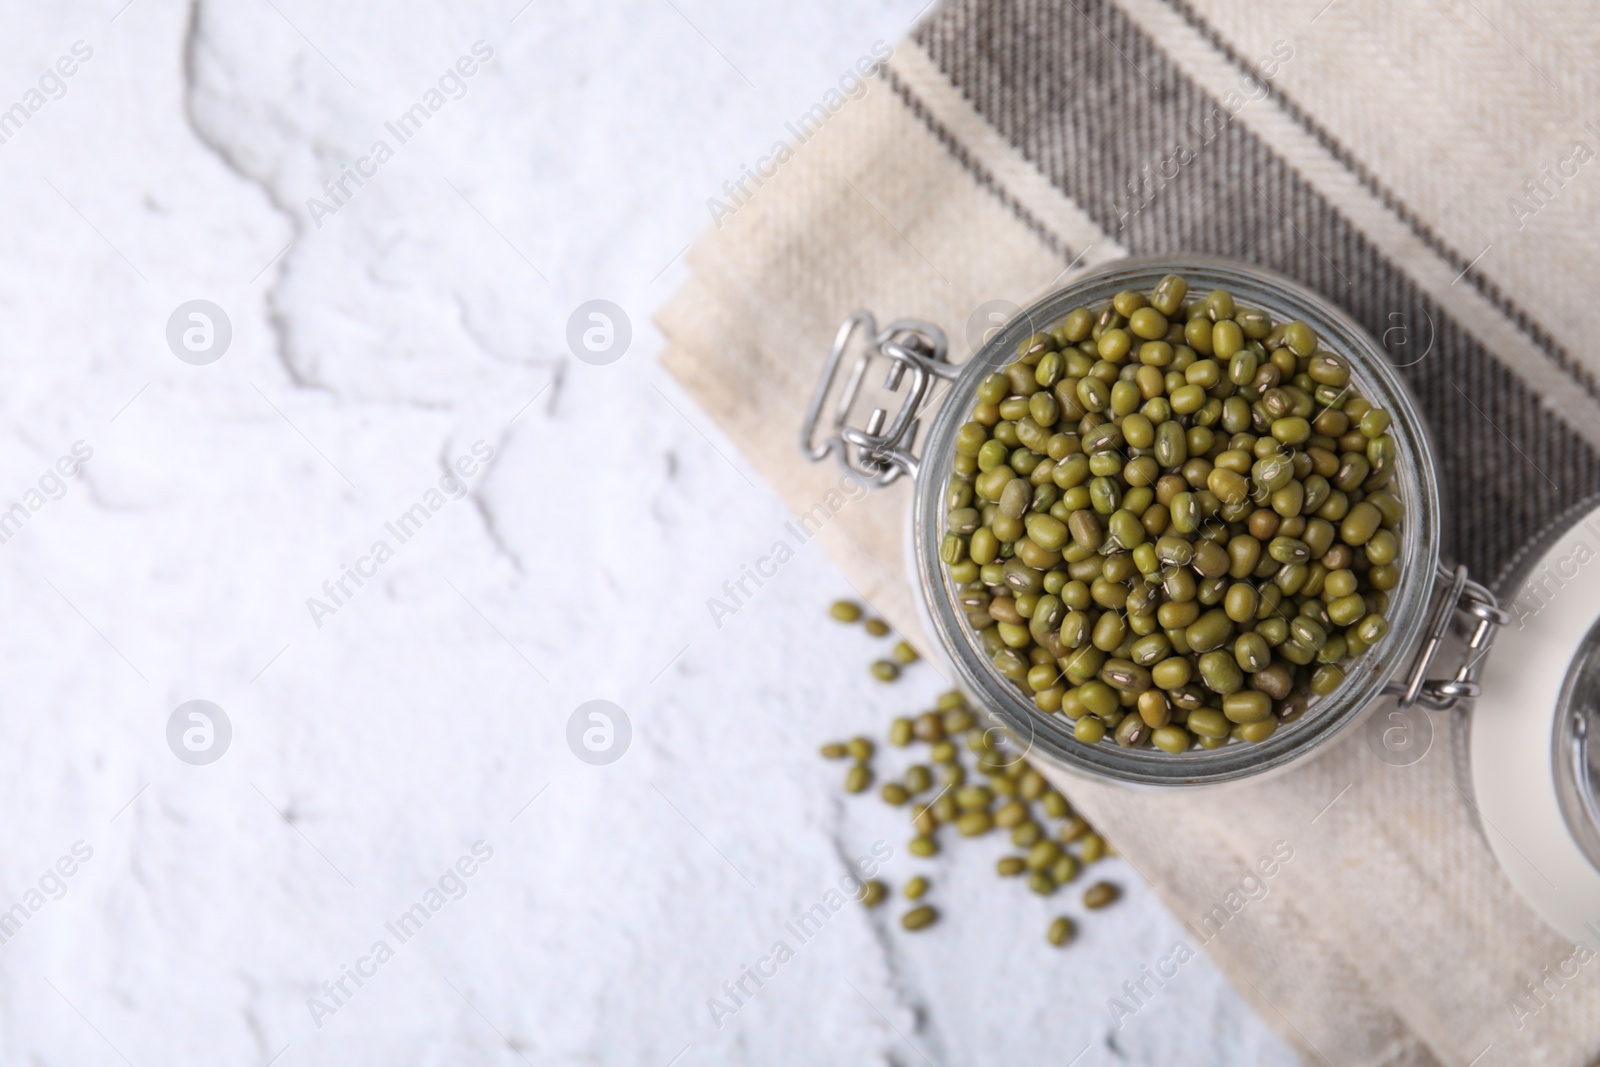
<box><xmin>937</xmin><ymin>275</ymin><xmax>1403</xmax><ymax>753</ymax></box>
<box><xmin>821</xmin><ymin>662</ymin><xmax>1119</xmax><ymax>946</ymax></box>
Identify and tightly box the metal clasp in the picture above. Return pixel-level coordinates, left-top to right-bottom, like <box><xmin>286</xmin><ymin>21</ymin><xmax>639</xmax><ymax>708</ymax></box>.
<box><xmin>800</xmin><ymin>311</ymin><xmax>960</xmax><ymax>487</ymax></box>
<box><xmin>1384</xmin><ymin>562</ymin><xmax>1511</xmax><ymax>710</ymax></box>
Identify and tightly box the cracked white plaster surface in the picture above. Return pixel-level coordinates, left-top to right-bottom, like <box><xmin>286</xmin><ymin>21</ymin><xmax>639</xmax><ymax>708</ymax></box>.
<box><xmin>0</xmin><ymin>0</ymin><xmax>1297</xmax><ymax>1063</ymax></box>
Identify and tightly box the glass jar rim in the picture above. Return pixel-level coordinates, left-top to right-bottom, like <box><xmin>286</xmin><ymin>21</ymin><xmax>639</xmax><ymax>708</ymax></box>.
<box><xmin>912</xmin><ymin>255</ymin><xmax>1443</xmax><ymax>787</ymax></box>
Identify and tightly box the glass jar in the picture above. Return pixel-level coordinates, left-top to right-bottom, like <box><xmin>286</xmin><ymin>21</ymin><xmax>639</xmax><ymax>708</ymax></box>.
<box><xmin>802</xmin><ymin>256</ymin><xmax>1501</xmax><ymax>788</ymax></box>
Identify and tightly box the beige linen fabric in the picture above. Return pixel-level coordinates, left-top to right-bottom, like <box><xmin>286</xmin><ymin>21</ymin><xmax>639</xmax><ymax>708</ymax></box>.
<box><xmin>659</xmin><ymin>2</ymin><xmax>1600</xmax><ymax>1062</ymax></box>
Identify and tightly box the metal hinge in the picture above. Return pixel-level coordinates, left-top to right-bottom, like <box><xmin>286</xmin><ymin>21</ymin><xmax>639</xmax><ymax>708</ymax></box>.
<box><xmin>1384</xmin><ymin>562</ymin><xmax>1511</xmax><ymax>710</ymax></box>
<box><xmin>800</xmin><ymin>311</ymin><xmax>958</xmax><ymax>487</ymax></box>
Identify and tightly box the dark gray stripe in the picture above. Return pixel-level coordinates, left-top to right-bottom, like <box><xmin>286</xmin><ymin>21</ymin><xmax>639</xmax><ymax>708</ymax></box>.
<box><xmin>1158</xmin><ymin>0</ymin><xmax>1600</xmax><ymax>405</ymax></box>
<box><xmin>909</xmin><ymin>0</ymin><xmax>1600</xmax><ymax>580</ymax></box>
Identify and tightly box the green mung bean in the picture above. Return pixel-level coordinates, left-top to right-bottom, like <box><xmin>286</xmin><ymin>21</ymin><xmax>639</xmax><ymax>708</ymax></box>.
<box><xmin>1048</xmin><ymin>916</ymin><xmax>1077</xmax><ymax>946</ymax></box>
<box><xmin>1083</xmin><ymin>881</ymin><xmax>1121</xmax><ymax>909</ymax></box>
<box><xmin>1026</xmin><ymin>839</ymin><xmax>1062</xmax><ymax>870</ymax></box>
<box><xmin>956</xmin><ymin>811</ymin><xmax>993</xmax><ymax>836</ymax></box>
<box><xmin>1058</xmin><ymin>816</ymin><xmax>1090</xmax><ymax>842</ymax></box>
<box><xmin>889</xmin><ymin>718</ymin><xmax>914</xmax><ymax>747</ymax></box>
<box><xmin>995</xmin><ymin>800</ymin><xmax>1029</xmax><ymax>828</ymax></box>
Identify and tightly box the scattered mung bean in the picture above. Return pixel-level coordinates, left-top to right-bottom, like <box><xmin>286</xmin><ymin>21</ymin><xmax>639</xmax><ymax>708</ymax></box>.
<box><xmin>1083</xmin><ymin>881</ymin><xmax>1121</xmax><ymax>909</ymax></box>
<box><xmin>1058</xmin><ymin>821</ymin><xmax>1095</xmax><ymax>856</ymax></box>
<box><xmin>956</xmin><ymin>811</ymin><xmax>994</xmax><ymax>836</ymax></box>
<box><xmin>830</xmin><ymin>600</ymin><xmax>863</xmax><ymax>623</ymax></box>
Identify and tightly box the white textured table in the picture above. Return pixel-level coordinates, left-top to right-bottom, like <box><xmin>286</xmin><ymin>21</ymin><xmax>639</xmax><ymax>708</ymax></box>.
<box><xmin>0</xmin><ymin>1</ymin><xmax>1292</xmax><ymax>1063</ymax></box>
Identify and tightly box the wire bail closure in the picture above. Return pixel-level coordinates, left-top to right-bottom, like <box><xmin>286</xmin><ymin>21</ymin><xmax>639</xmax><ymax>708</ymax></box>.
<box><xmin>1384</xmin><ymin>562</ymin><xmax>1511</xmax><ymax>710</ymax></box>
<box><xmin>800</xmin><ymin>311</ymin><xmax>959</xmax><ymax>487</ymax></box>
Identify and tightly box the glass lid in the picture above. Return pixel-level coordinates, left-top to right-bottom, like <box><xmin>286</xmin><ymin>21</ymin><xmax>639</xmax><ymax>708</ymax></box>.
<box><xmin>1554</xmin><ymin>617</ymin><xmax>1600</xmax><ymax>871</ymax></box>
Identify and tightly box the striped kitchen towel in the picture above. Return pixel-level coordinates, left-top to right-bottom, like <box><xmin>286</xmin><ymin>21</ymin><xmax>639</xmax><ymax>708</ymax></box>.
<box><xmin>659</xmin><ymin>1</ymin><xmax>1600</xmax><ymax>1063</ymax></box>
